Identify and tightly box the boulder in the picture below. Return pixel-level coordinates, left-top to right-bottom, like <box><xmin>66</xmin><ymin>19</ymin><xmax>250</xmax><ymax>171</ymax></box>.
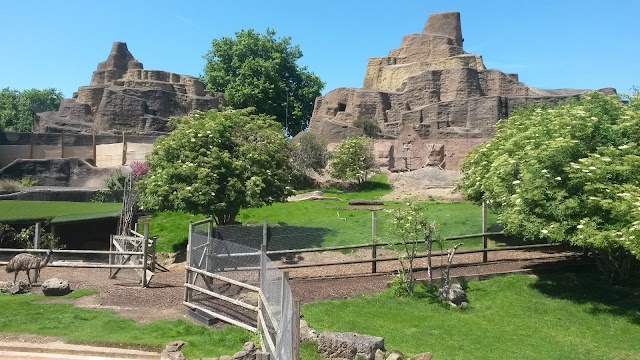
<box><xmin>375</xmin><ymin>349</ymin><xmax>385</xmax><ymax>360</ymax></box>
<box><xmin>161</xmin><ymin>341</ymin><xmax>186</xmax><ymax>360</ymax></box>
<box><xmin>318</xmin><ymin>332</ymin><xmax>384</xmax><ymax>360</ymax></box>
<box><xmin>42</xmin><ymin>278</ymin><xmax>71</xmax><ymax>296</ymax></box>
<box><xmin>440</xmin><ymin>283</ymin><xmax>467</xmax><ymax>306</ymax></box>
<box><xmin>7</xmin><ymin>280</ymin><xmax>31</xmax><ymax>295</ymax></box>
<box><xmin>386</xmin><ymin>350</ymin><xmax>404</xmax><ymax>360</ymax></box>
<box><xmin>231</xmin><ymin>341</ymin><xmax>256</xmax><ymax>360</ymax></box>
<box><xmin>300</xmin><ymin>319</ymin><xmax>320</xmax><ymax>342</ymax></box>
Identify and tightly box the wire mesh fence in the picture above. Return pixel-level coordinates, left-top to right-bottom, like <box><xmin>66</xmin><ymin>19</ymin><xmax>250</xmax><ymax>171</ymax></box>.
<box><xmin>185</xmin><ymin>219</ymin><xmax>298</xmax><ymax>359</ymax></box>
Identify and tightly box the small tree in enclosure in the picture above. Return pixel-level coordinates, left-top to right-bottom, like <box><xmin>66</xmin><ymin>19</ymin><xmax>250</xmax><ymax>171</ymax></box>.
<box><xmin>291</xmin><ymin>132</ymin><xmax>330</xmax><ymax>175</ymax></box>
<box><xmin>330</xmin><ymin>136</ymin><xmax>376</xmax><ymax>185</ymax></box>
<box><xmin>389</xmin><ymin>202</ymin><xmax>440</xmax><ymax>295</ymax></box>
<box><xmin>458</xmin><ymin>91</ymin><xmax>640</xmax><ymax>282</ymax></box>
<box><xmin>138</xmin><ymin>109</ymin><xmax>293</xmax><ymax>225</ymax></box>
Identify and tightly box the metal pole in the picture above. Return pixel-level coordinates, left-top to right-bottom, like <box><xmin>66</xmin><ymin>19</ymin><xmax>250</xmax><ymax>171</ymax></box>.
<box><xmin>142</xmin><ymin>223</ymin><xmax>149</xmax><ymax>287</ymax></box>
<box><xmin>482</xmin><ymin>200</ymin><xmax>488</xmax><ymax>263</ymax></box>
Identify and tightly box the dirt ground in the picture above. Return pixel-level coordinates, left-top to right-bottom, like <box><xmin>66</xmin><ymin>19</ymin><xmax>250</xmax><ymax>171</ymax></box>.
<box><xmin>0</xmin><ymin>247</ymin><xmax>586</xmax><ymax>326</ymax></box>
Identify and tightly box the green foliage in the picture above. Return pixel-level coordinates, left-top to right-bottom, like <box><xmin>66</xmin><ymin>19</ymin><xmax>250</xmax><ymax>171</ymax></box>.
<box><xmin>0</xmin><ymin>87</ymin><xmax>62</xmax><ymax>132</ymax></box>
<box><xmin>330</xmin><ymin>136</ymin><xmax>376</xmax><ymax>185</ymax></box>
<box><xmin>147</xmin><ymin>211</ymin><xmax>205</xmax><ymax>253</ymax></box>
<box><xmin>291</xmin><ymin>131</ymin><xmax>330</xmax><ymax>176</ymax></box>
<box><xmin>459</xmin><ymin>92</ymin><xmax>640</xmax><ymax>281</ymax></box>
<box><xmin>91</xmin><ymin>169</ymin><xmax>127</xmax><ymax>203</ymax></box>
<box><xmin>0</xmin><ymin>292</ymin><xmax>251</xmax><ymax>358</ymax></box>
<box><xmin>138</xmin><ymin>109</ymin><xmax>293</xmax><ymax>225</ymax></box>
<box><xmin>353</xmin><ymin>117</ymin><xmax>381</xmax><ymax>137</ymax></box>
<box><xmin>203</xmin><ymin>28</ymin><xmax>324</xmax><ymax>136</ymax></box>
<box><xmin>0</xmin><ymin>223</ymin><xmax>60</xmax><ymax>249</ymax></box>
<box><xmin>303</xmin><ymin>273</ymin><xmax>640</xmax><ymax>359</ymax></box>
<box><xmin>388</xmin><ymin>202</ymin><xmax>441</xmax><ymax>292</ymax></box>
<box><xmin>19</xmin><ymin>176</ymin><xmax>37</xmax><ymax>187</ymax></box>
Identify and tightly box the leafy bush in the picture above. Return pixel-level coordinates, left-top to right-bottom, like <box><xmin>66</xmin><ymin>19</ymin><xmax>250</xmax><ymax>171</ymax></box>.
<box><xmin>19</xmin><ymin>176</ymin><xmax>37</xmax><ymax>187</ymax></box>
<box><xmin>330</xmin><ymin>136</ymin><xmax>376</xmax><ymax>185</ymax></box>
<box><xmin>353</xmin><ymin>117</ymin><xmax>381</xmax><ymax>137</ymax></box>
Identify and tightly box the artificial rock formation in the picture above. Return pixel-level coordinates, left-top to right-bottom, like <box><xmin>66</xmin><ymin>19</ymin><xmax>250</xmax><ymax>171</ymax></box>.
<box><xmin>35</xmin><ymin>42</ymin><xmax>224</xmax><ymax>134</ymax></box>
<box><xmin>308</xmin><ymin>12</ymin><xmax>615</xmax><ymax>170</ymax></box>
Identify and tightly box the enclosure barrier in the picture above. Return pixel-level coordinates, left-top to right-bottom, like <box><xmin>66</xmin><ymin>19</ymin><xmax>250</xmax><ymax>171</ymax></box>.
<box><xmin>184</xmin><ymin>219</ymin><xmax>300</xmax><ymax>360</ymax></box>
<box><xmin>0</xmin><ymin>223</ymin><xmax>156</xmax><ymax>288</ymax></box>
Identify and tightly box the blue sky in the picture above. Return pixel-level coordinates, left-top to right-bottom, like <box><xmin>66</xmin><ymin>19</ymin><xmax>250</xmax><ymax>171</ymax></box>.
<box><xmin>1</xmin><ymin>1</ymin><xmax>638</xmax><ymax>98</ymax></box>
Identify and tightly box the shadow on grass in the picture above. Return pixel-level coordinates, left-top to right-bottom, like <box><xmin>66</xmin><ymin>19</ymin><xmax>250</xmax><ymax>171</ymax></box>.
<box><xmin>530</xmin><ymin>270</ymin><xmax>640</xmax><ymax>325</ymax></box>
<box><xmin>215</xmin><ymin>224</ymin><xmax>333</xmax><ymax>251</ymax></box>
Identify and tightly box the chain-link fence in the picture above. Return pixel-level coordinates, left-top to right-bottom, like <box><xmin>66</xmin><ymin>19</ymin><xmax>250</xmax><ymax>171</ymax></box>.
<box><xmin>185</xmin><ymin>219</ymin><xmax>299</xmax><ymax>359</ymax></box>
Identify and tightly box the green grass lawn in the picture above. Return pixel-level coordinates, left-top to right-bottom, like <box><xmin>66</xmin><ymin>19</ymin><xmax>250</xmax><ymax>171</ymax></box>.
<box><xmin>0</xmin><ymin>290</ymin><xmax>251</xmax><ymax>359</ymax></box>
<box><xmin>148</xmin><ymin>174</ymin><xmax>502</xmax><ymax>253</ymax></box>
<box><xmin>0</xmin><ymin>200</ymin><xmax>122</xmax><ymax>223</ymax></box>
<box><xmin>302</xmin><ymin>272</ymin><xmax>640</xmax><ymax>359</ymax></box>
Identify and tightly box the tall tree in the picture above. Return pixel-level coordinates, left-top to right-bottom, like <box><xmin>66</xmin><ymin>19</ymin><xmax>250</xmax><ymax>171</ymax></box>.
<box><xmin>458</xmin><ymin>92</ymin><xmax>640</xmax><ymax>282</ymax></box>
<box><xmin>203</xmin><ymin>29</ymin><xmax>324</xmax><ymax>136</ymax></box>
<box><xmin>138</xmin><ymin>109</ymin><xmax>293</xmax><ymax>225</ymax></box>
<box><xmin>0</xmin><ymin>88</ymin><xmax>62</xmax><ymax>132</ymax></box>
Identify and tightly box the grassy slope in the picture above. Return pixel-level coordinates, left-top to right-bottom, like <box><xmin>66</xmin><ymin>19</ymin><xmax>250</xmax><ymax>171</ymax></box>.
<box><xmin>0</xmin><ymin>291</ymin><xmax>250</xmax><ymax>359</ymax></box>
<box><xmin>149</xmin><ymin>174</ymin><xmax>499</xmax><ymax>252</ymax></box>
<box><xmin>303</xmin><ymin>273</ymin><xmax>640</xmax><ymax>359</ymax></box>
<box><xmin>0</xmin><ymin>200</ymin><xmax>122</xmax><ymax>223</ymax></box>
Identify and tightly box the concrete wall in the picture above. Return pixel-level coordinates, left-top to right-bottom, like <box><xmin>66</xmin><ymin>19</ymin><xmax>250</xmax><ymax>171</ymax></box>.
<box><xmin>0</xmin><ymin>132</ymin><xmax>157</xmax><ymax>169</ymax></box>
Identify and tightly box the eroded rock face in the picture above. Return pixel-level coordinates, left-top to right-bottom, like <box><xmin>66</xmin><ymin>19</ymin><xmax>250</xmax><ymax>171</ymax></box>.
<box><xmin>35</xmin><ymin>42</ymin><xmax>224</xmax><ymax>135</ymax></box>
<box><xmin>307</xmin><ymin>12</ymin><xmax>615</xmax><ymax>170</ymax></box>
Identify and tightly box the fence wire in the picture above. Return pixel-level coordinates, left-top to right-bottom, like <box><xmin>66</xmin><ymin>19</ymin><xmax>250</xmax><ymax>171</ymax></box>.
<box><xmin>187</xmin><ymin>220</ymin><xmax>295</xmax><ymax>359</ymax></box>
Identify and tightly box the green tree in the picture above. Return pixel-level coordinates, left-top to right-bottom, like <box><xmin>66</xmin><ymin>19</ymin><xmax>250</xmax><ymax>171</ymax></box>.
<box><xmin>291</xmin><ymin>132</ymin><xmax>329</xmax><ymax>175</ymax></box>
<box><xmin>458</xmin><ymin>92</ymin><xmax>640</xmax><ymax>282</ymax></box>
<box><xmin>202</xmin><ymin>29</ymin><xmax>324</xmax><ymax>136</ymax></box>
<box><xmin>0</xmin><ymin>88</ymin><xmax>62</xmax><ymax>132</ymax></box>
<box><xmin>138</xmin><ymin>109</ymin><xmax>293</xmax><ymax>225</ymax></box>
<box><xmin>330</xmin><ymin>136</ymin><xmax>376</xmax><ymax>185</ymax></box>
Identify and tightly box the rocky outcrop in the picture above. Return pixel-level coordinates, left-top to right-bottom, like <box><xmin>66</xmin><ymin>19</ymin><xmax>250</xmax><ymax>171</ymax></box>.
<box><xmin>307</xmin><ymin>12</ymin><xmax>616</xmax><ymax>170</ymax></box>
<box><xmin>35</xmin><ymin>42</ymin><xmax>224</xmax><ymax>135</ymax></box>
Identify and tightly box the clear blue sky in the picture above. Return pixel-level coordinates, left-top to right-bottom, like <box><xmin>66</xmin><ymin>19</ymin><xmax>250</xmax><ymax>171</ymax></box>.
<box><xmin>1</xmin><ymin>1</ymin><xmax>638</xmax><ymax>98</ymax></box>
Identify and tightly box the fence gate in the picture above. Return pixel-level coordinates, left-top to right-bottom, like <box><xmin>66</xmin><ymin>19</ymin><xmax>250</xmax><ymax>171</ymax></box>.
<box><xmin>109</xmin><ymin>231</ymin><xmax>154</xmax><ymax>287</ymax></box>
<box><xmin>184</xmin><ymin>219</ymin><xmax>300</xmax><ymax>360</ymax></box>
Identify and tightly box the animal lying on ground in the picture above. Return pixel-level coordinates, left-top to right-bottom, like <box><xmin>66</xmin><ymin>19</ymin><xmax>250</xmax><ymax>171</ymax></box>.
<box><xmin>5</xmin><ymin>250</ymin><xmax>52</xmax><ymax>285</ymax></box>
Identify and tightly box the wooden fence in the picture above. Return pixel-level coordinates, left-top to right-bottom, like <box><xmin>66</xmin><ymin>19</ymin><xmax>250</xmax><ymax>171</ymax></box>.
<box><xmin>0</xmin><ymin>224</ymin><xmax>156</xmax><ymax>287</ymax></box>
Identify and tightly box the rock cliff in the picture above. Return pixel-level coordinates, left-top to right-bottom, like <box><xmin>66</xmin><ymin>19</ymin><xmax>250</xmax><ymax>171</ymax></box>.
<box><xmin>307</xmin><ymin>12</ymin><xmax>615</xmax><ymax>170</ymax></box>
<box><xmin>35</xmin><ymin>42</ymin><xmax>224</xmax><ymax>134</ymax></box>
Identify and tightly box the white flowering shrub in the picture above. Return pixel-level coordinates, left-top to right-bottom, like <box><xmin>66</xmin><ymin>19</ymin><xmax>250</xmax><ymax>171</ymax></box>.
<box><xmin>459</xmin><ymin>91</ymin><xmax>640</xmax><ymax>281</ymax></box>
<box><xmin>138</xmin><ymin>109</ymin><xmax>293</xmax><ymax>225</ymax></box>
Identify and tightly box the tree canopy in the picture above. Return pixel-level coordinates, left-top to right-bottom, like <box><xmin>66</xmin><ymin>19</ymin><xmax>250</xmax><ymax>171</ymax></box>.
<box><xmin>330</xmin><ymin>136</ymin><xmax>376</xmax><ymax>185</ymax></box>
<box><xmin>0</xmin><ymin>88</ymin><xmax>62</xmax><ymax>132</ymax></box>
<box><xmin>202</xmin><ymin>28</ymin><xmax>324</xmax><ymax>136</ymax></box>
<box><xmin>138</xmin><ymin>109</ymin><xmax>293</xmax><ymax>225</ymax></box>
<box><xmin>459</xmin><ymin>92</ymin><xmax>640</xmax><ymax>281</ymax></box>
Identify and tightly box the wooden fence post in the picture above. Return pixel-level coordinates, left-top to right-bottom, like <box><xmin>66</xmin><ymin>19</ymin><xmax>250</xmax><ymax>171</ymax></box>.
<box><xmin>371</xmin><ymin>211</ymin><xmax>377</xmax><ymax>274</ymax></box>
<box><xmin>142</xmin><ymin>223</ymin><xmax>149</xmax><ymax>288</ymax></box>
<box><xmin>34</xmin><ymin>222</ymin><xmax>41</xmax><ymax>249</ymax></box>
<box><xmin>482</xmin><ymin>200</ymin><xmax>488</xmax><ymax>263</ymax></box>
<box><xmin>281</xmin><ymin>271</ymin><xmax>289</xmax><ymax>329</ymax></box>
<box><xmin>292</xmin><ymin>299</ymin><xmax>300</xmax><ymax>360</ymax></box>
